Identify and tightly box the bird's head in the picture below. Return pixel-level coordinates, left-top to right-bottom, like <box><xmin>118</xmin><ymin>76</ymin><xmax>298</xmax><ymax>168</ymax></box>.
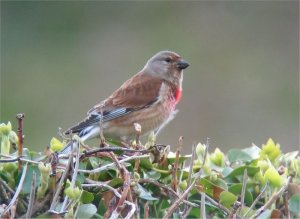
<box><xmin>143</xmin><ymin>51</ymin><xmax>189</xmax><ymax>87</ymax></box>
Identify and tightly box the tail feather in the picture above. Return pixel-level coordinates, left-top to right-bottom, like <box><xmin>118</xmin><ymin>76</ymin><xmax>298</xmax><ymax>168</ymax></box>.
<box><xmin>59</xmin><ymin>125</ymin><xmax>101</xmax><ymax>154</ymax></box>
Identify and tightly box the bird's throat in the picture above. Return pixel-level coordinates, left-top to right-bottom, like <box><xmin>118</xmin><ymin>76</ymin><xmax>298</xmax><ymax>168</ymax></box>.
<box><xmin>175</xmin><ymin>88</ymin><xmax>182</xmax><ymax>103</ymax></box>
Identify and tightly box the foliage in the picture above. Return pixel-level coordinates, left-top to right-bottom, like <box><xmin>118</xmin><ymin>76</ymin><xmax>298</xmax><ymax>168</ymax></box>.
<box><xmin>0</xmin><ymin>121</ymin><xmax>299</xmax><ymax>219</ymax></box>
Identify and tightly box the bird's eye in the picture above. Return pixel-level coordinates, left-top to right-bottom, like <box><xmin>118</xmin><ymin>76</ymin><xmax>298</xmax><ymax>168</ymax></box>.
<box><xmin>165</xmin><ymin>58</ymin><xmax>171</xmax><ymax>63</ymax></box>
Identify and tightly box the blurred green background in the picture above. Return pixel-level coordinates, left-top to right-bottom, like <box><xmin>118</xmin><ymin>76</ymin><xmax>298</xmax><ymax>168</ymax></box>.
<box><xmin>1</xmin><ymin>1</ymin><xmax>299</xmax><ymax>152</ymax></box>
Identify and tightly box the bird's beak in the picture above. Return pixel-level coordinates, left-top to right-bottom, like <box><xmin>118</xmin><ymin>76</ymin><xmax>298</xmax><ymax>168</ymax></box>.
<box><xmin>177</xmin><ymin>60</ymin><xmax>189</xmax><ymax>70</ymax></box>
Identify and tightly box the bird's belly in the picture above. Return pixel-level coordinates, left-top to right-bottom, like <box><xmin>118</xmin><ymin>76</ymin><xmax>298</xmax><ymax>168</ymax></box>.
<box><xmin>103</xmin><ymin>101</ymin><xmax>176</xmax><ymax>139</ymax></box>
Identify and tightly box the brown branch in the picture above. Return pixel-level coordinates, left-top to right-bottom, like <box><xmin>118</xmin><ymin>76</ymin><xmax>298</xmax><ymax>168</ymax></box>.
<box><xmin>163</xmin><ymin>178</ymin><xmax>197</xmax><ymax>219</ymax></box>
<box><xmin>243</xmin><ymin>183</ymin><xmax>269</xmax><ymax>218</ymax></box>
<box><xmin>109</xmin><ymin>152</ymin><xmax>133</xmax><ymax>219</ymax></box>
<box><xmin>283</xmin><ymin>191</ymin><xmax>290</xmax><ymax>219</ymax></box>
<box><xmin>204</xmin><ymin>195</ymin><xmax>231</xmax><ymax>215</ymax></box>
<box><xmin>78</xmin><ymin>154</ymin><xmax>149</xmax><ymax>173</ymax></box>
<box><xmin>49</xmin><ymin>150</ymin><xmax>74</xmax><ymax>212</ymax></box>
<box><xmin>16</xmin><ymin>113</ymin><xmax>25</xmax><ymax>172</ymax></box>
<box><xmin>252</xmin><ymin>176</ymin><xmax>292</xmax><ymax>219</ymax></box>
<box><xmin>138</xmin><ymin>178</ymin><xmax>198</xmax><ymax>207</ymax></box>
<box><xmin>144</xmin><ymin>202</ymin><xmax>149</xmax><ymax>219</ymax></box>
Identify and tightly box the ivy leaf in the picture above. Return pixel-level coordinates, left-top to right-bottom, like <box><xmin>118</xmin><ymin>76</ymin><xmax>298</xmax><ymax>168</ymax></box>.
<box><xmin>227</xmin><ymin>149</ymin><xmax>252</xmax><ymax>163</ymax></box>
<box><xmin>224</xmin><ymin>165</ymin><xmax>260</xmax><ymax>179</ymax></box>
<box><xmin>228</xmin><ymin>183</ymin><xmax>253</xmax><ymax>206</ymax></box>
<box><xmin>219</xmin><ymin>191</ymin><xmax>238</xmax><ymax>208</ymax></box>
<box><xmin>137</xmin><ymin>183</ymin><xmax>158</xmax><ymax>201</ymax></box>
<box><xmin>76</xmin><ymin>204</ymin><xmax>97</xmax><ymax>218</ymax></box>
<box><xmin>288</xmin><ymin>194</ymin><xmax>300</xmax><ymax>215</ymax></box>
<box><xmin>81</xmin><ymin>190</ymin><xmax>94</xmax><ymax>204</ymax></box>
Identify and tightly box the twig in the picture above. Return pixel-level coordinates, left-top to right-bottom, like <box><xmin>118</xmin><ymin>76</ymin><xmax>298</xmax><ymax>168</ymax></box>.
<box><xmin>163</xmin><ymin>178</ymin><xmax>197</xmax><ymax>219</ymax></box>
<box><xmin>2</xmin><ymin>162</ymin><xmax>28</xmax><ymax>216</ymax></box>
<box><xmin>49</xmin><ymin>150</ymin><xmax>73</xmax><ymax>211</ymax></box>
<box><xmin>61</xmin><ymin>140</ymin><xmax>81</xmax><ymax>212</ymax></box>
<box><xmin>81</xmin><ymin>146</ymin><xmax>154</xmax><ymax>158</ymax></box>
<box><xmin>82</xmin><ymin>180</ymin><xmax>136</xmax><ymax>219</ymax></box>
<box><xmin>252</xmin><ymin>176</ymin><xmax>292</xmax><ymax>219</ymax></box>
<box><xmin>0</xmin><ymin>154</ymin><xmax>39</xmax><ymax>165</ymax></box>
<box><xmin>144</xmin><ymin>202</ymin><xmax>149</xmax><ymax>219</ymax></box>
<box><xmin>78</xmin><ymin>154</ymin><xmax>149</xmax><ymax>173</ymax></box>
<box><xmin>16</xmin><ymin>113</ymin><xmax>25</xmax><ymax>171</ymax></box>
<box><xmin>238</xmin><ymin>168</ymin><xmax>248</xmax><ymax>215</ymax></box>
<box><xmin>228</xmin><ymin>201</ymin><xmax>241</xmax><ymax>219</ymax></box>
<box><xmin>171</xmin><ymin>136</ymin><xmax>184</xmax><ymax>192</ymax></box>
<box><xmin>0</xmin><ymin>178</ymin><xmax>15</xmax><ymax>195</ymax></box>
<box><xmin>138</xmin><ymin>178</ymin><xmax>198</xmax><ymax>207</ymax></box>
<box><xmin>163</xmin><ymin>138</ymin><xmax>210</xmax><ymax>219</ymax></box>
<box><xmin>283</xmin><ymin>191</ymin><xmax>290</xmax><ymax>219</ymax></box>
<box><xmin>182</xmin><ymin>143</ymin><xmax>197</xmax><ymax>215</ymax></box>
<box><xmin>26</xmin><ymin>172</ymin><xmax>36</xmax><ymax>219</ymax></box>
<box><xmin>205</xmin><ymin>195</ymin><xmax>231</xmax><ymax>215</ymax></box>
<box><xmin>109</xmin><ymin>152</ymin><xmax>132</xmax><ymax>219</ymax></box>
<box><xmin>243</xmin><ymin>182</ymin><xmax>268</xmax><ymax>218</ymax></box>
<box><xmin>20</xmin><ymin>193</ymin><xmax>51</xmax><ymax>218</ymax></box>
<box><xmin>200</xmin><ymin>192</ymin><xmax>206</xmax><ymax>219</ymax></box>
<box><xmin>0</xmin><ymin>154</ymin><xmax>41</xmax><ymax>165</ymax></box>
<box><xmin>0</xmin><ymin>183</ymin><xmax>10</xmax><ymax>203</ymax></box>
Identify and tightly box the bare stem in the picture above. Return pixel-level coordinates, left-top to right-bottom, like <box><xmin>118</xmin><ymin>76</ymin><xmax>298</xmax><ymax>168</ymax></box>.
<box><xmin>252</xmin><ymin>177</ymin><xmax>292</xmax><ymax>219</ymax></box>
<box><xmin>26</xmin><ymin>172</ymin><xmax>36</xmax><ymax>219</ymax></box>
<box><xmin>243</xmin><ymin>182</ymin><xmax>268</xmax><ymax>218</ymax></box>
<box><xmin>16</xmin><ymin>113</ymin><xmax>25</xmax><ymax>171</ymax></box>
<box><xmin>200</xmin><ymin>192</ymin><xmax>206</xmax><ymax>219</ymax></box>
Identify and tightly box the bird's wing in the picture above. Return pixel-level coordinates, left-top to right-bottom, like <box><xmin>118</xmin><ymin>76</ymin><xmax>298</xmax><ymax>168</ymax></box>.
<box><xmin>89</xmin><ymin>72</ymin><xmax>164</xmax><ymax>113</ymax></box>
<box><xmin>65</xmin><ymin>73</ymin><xmax>164</xmax><ymax>135</ymax></box>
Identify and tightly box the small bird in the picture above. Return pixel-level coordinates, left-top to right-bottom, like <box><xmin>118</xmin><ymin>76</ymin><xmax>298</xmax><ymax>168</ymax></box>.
<box><xmin>61</xmin><ymin>51</ymin><xmax>189</xmax><ymax>153</ymax></box>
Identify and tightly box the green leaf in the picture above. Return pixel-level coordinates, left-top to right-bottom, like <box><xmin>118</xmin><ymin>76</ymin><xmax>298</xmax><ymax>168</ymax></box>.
<box><xmin>228</xmin><ymin>184</ymin><xmax>253</xmax><ymax>206</ymax></box>
<box><xmin>228</xmin><ymin>149</ymin><xmax>252</xmax><ymax>163</ymax></box>
<box><xmin>289</xmin><ymin>194</ymin><xmax>300</xmax><ymax>215</ymax></box>
<box><xmin>199</xmin><ymin>177</ymin><xmax>227</xmax><ymax>199</ymax></box>
<box><xmin>21</xmin><ymin>165</ymin><xmax>41</xmax><ymax>194</ymax></box>
<box><xmin>219</xmin><ymin>191</ymin><xmax>238</xmax><ymax>208</ymax></box>
<box><xmin>139</xmin><ymin>158</ymin><xmax>153</xmax><ymax>169</ymax></box>
<box><xmin>137</xmin><ymin>183</ymin><xmax>158</xmax><ymax>201</ymax></box>
<box><xmin>242</xmin><ymin>145</ymin><xmax>261</xmax><ymax>160</ymax></box>
<box><xmin>76</xmin><ymin>204</ymin><xmax>97</xmax><ymax>218</ymax></box>
<box><xmin>143</xmin><ymin>170</ymin><xmax>161</xmax><ymax>180</ymax></box>
<box><xmin>167</xmin><ymin>152</ymin><xmax>191</xmax><ymax>164</ymax></box>
<box><xmin>259</xmin><ymin>209</ymin><xmax>272</xmax><ymax>219</ymax></box>
<box><xmin>88</xmin><ymin>157</ymin><xmax>101</xmax><ymax>169</ymax></box>
<box><xmin>108</xmin><ymin>178</ymin><xmax>124</xmax><ymax>188</ymax></box>
<box><xmin>81</xmin><ymin>190</ymin><xmax>94</xmax><ymax>204</ymax></box>
<box><xmin>224</xmin><ymin>165</ymin><xmax>260</xmax><ymax>179</ymax></box>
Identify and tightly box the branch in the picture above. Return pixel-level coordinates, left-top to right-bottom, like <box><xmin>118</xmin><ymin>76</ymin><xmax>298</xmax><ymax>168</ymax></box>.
<box><xmin>25</xmin><ymin>172</ymin><xmax>36</xmax><ymax>219</ymax></box>
<box><xmin>138</xmin><ymin>178</ymin><xmax>198</xmax><ymax>207</ymax></box>
<box><xmin>16</xmin><ymin>113</ymin><xmax>25</xmax><ymax>171</ymax></box>
<box><xmin>49</xmin><ymin>150</ymin><xmax>73</xmax><ymax>212</ymax></box>
<box><xmin>252</xmin><ymin>177</ymin><xmax>292</xmax><ymax>219</ymax></box>
<box><xmin>243</xmin><ymin>182</ymin><xmax>268</xmax><ymax>218</ymax></box>
<box><xmin>78</xmin><ymin>154</ymin><xmax>149</xmax><ymax>173</ymax></box>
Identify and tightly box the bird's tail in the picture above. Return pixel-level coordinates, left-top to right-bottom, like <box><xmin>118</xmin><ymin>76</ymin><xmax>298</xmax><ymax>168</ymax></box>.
<box><xmin>59</xmin><ymin>140</ymin><xmax>75</xmax><ymax>154</ymax></box>
<box><xmin>59</xmin><ymin>125</ymin><xmax>100</xmax><ymax>155</ymax></box>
